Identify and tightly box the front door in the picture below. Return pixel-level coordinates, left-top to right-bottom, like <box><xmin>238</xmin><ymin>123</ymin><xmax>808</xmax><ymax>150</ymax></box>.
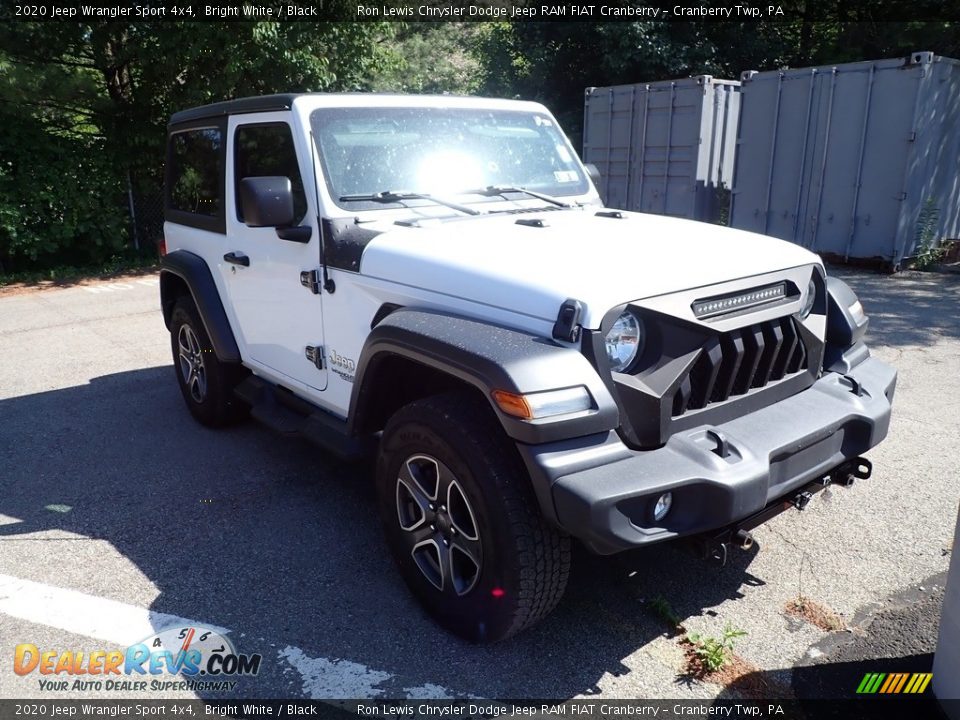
<box><xmin>222</xmin><ymin>113</ymin><xmax>327</xmax><ymax>392</ymax></box>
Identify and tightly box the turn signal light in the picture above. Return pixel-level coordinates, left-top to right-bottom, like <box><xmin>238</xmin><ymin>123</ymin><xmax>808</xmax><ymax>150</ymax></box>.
<box><xmin>492</xmin><ymin>390</ymin><xmax>533</xmax><ymax>419</ymax></box>
<box><xmin>492</xmin><ymin>386</ymin><xmax>593</xmax><ymax>420</ymax></box>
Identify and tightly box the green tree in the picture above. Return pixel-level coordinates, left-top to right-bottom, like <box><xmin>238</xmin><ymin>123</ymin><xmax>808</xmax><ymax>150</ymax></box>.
<box><xmin>0</xmin><ymin>20</ymin><xmax>393</xmax><ymax>269</ymax></box>
<box><xmin>368</xmin><ymin>23</ymin><xmax>482</xmax><ymax>95</ymax></box>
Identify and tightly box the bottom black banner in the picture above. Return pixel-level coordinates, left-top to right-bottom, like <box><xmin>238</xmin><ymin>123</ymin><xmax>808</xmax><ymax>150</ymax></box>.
<box><xmin>0</xmin><ymin>699</ymin><xmax>953</xmax><ymax>720</ymax></box>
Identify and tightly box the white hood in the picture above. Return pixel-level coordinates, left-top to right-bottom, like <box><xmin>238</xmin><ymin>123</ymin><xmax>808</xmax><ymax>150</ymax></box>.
<box><xmin>359</xmin><ymin>209</ymin><xmax>819</xmax><ymax>329</ymax></box>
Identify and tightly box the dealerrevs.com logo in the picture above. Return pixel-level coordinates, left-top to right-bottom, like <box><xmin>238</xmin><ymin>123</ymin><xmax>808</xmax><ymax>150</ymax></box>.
<box><xmin>14</xmin><ymin>626</ymin><xmax>261</xmax><ymax>692</ymax></box>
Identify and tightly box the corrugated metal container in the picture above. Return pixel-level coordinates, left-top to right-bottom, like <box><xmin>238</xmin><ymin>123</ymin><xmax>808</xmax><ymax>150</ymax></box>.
<box><xmin>934</xmin><ymin>504</ymin><xmax>960</xmax><ymax>708</ymax></box>
<box><xmin>729</xmin><ymin>52</ymin><xmax>960</xmax><ymax>269</ymax></box>
<box><xmin>583</xmin><ymin>76</ymin><xmax>740</xmax><ymax>223</ymax></box>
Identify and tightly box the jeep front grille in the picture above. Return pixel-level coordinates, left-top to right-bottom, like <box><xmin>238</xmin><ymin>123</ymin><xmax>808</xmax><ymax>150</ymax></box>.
<box><xmin>672</xmin><ymin>316</ymin><xmax>808</xmax><ymax>416</ymax></box>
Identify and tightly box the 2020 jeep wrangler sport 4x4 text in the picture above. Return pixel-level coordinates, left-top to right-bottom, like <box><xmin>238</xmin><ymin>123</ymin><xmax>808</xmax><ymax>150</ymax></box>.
<box><xmin>160</xmin><ymin>93</ymin><xmax>896</xmax><ymax>642</ymax></box>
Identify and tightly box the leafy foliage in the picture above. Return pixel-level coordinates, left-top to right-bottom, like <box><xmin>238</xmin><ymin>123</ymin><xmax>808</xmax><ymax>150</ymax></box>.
<box><xmin>913</xmin><ymin>198</ymin><xmax>945</xmax><ymax>270</ymax></box>
<box><xmin>368</xmin><ymin>23</ymin><xmax>482</xmax><ymax>94</ymax></box>
<box><xmin>0</xmin><ymin>21</ymin><xmax>392</xmax><ymax>269</ymax></box>
<box><xmin>688</xmin><ymin>624</ymin><xmax>749</xmax><ymax>673</ymax></box>
<box><xmin>0</xmin><ymin>102</ymin><xmax>128</xmax><ymax>273</ymax></box>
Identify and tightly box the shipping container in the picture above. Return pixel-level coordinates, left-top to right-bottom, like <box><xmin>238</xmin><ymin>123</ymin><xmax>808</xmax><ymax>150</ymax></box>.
<box><xmin>729</xmin><ymin>52</ymin><xmax>960</xmax><ymax>269</ymax></box>
<box><xmin>934</xmin><ymin>504</ymin><xmax>960</xmax><ymax>707</ymax></box>
<box><xmin>583</xmin><ymin>76</ymin><xmax>740</xmax><ymax>223</ymax></box>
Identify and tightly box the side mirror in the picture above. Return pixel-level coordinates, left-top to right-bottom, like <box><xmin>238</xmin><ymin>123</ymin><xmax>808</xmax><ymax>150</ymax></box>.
<box><xmin>239</xmin><ymin>176</ymin><xmax>311</xmax><ymax>243</ymax></box>
<box><xmin>239</xmin><ymin>176</ymin><xmax>295</xmax><ymax>227</ymax></box>
<box><xmin>584</xmin><ymin>163</ymin><xmax>602</xmax><ymax>188</ymax></box>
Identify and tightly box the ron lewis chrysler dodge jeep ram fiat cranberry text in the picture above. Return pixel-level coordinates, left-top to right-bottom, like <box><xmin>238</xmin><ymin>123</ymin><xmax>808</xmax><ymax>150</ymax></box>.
<box><xmin>159</xmin><ymin>94</ymin><xmax>896</xmax><ymax>642</ymax></box>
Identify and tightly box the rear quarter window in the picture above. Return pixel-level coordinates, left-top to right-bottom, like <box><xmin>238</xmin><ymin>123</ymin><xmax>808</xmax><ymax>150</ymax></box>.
<box><xmin>165</xmin><ymin>123</ymin><xmax>226</xmax><ymax>233</ymax></box>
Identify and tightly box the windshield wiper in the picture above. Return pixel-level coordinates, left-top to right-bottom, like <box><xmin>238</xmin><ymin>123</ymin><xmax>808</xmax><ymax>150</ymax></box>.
<box><xmin>339</xmin><ymin>190</ymin><xmax>481</xmax><ymax>216</ymax></box>
<box><xmin>462</xmin><ymin>185</ymin><xmax>572</xmax><ymax>208</ymax></box>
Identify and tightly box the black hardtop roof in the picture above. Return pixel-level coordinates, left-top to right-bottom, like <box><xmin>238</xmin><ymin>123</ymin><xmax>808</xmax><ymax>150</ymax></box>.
<box><xmin>167</xmin><ymin>92</ymin><xmax>504</xmax><ymax>126</ymax></box>
<box><xmin>168</xmin><ymin>94</ymin><xmax>301</xmax><ymax>125</ymax></box>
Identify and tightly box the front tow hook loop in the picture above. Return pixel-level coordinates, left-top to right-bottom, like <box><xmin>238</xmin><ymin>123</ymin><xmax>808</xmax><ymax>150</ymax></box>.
<box><xmin>851</xmin><ymin>457</ymin><xmax>872</xmax><ymax>479</ymax></box>
<box><xmin>841</xmin><ymin>374</ymin><xmax>865</xmax><ymax>396</ymax></box>
<box><xmin>834</xmin><ymin>456</ymin><xmax>872</xmax><ymax>487</ymax></box>
<box><xmin>706</xmin><ymin>428</ymin><xmax>731</xmax><ymax>458</ymax></box>
<box><xmin>733</xmin><ymin>529</ymin><xmax>754</xmax><ymax>550</ymax></box>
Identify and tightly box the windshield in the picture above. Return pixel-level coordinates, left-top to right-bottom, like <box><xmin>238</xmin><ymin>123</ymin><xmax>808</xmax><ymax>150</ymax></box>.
<box><xmin>310</xmin><ymin>106</ymin><xmax>589</xmax><ymax>212</ymax></box>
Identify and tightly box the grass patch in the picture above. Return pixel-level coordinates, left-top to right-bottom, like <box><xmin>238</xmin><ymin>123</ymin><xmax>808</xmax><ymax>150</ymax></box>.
<box><xmin>785</xmin><ymin>595</ymin><xmax>844</xmax><ymax>631</ymax></box>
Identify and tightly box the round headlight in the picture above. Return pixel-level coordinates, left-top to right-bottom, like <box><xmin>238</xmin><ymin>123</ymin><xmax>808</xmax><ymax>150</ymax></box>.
<box><xmin>605</xmin><ymin>311</ymin><xmax>644</xmax><ymax>373</ymax></box>
<box><xmin>801</xmin><ymin>278</ymin><xmax>816</xmax><ymax>319</ymax></box>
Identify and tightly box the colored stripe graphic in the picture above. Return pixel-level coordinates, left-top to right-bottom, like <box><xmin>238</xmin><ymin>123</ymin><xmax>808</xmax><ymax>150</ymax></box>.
<box><xmin>857</xmin><ymin>672</ymin><xmax>932</xmax><ymax>694</ymax></box>
<box><xmin>909</xmin><ymin>673</ymin><xmax>933</xmax><ymax>693</ymax></box>
<box><xmin>892</xmin><ymin>673</ymin><xmax>909</xmax><ymax>693</ymax></box>
<box><xmin>857</xmin><ymin>673</ymin><xmax>886</xmax><ymax>693</ymax></box>
<box><xmin>879</xmin><ymin>674</ymin><xmax>897</xmax><ymax>693</ymax></box>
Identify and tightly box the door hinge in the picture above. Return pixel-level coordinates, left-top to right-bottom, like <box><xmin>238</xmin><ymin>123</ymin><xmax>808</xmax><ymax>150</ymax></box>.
<box><xmin>305</xmin><ymin>345</ymin><xmax>325</xmax><ymax>370</ymax></box>
<box><xmin>300</xmin><ymin>269</ymin><xmax>321</xmax><ymax>294</ymax></box>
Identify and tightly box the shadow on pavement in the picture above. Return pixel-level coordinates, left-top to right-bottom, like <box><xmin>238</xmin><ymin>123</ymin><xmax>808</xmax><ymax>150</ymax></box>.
<box><xmin>0</xmin><ymin>367</ymin><xmax>771</xmax><ymax>699</ymax></box>
<box><xmin>833</xmin><ymin>268</ymin><xmax>960</xmax><ymax>348</ymax></box>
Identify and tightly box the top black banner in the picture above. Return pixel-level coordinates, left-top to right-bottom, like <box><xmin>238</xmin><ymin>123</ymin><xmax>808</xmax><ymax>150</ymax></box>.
<box><xmin>2</xmin><ymin>0</ymin><xmax>959</xmax><ymax>23</ymax></box>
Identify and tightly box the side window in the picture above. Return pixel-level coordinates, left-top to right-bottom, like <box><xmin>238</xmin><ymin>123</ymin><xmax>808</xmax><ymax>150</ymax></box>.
<box><xmin>235</xmin><ymin>123</ymin><xmax>308</xmax><ymax>224</ymax></box>
<box><xmin>168</xmin><ymin>128</ymin><xmax>223</xmax><ymax>217</ymax></box>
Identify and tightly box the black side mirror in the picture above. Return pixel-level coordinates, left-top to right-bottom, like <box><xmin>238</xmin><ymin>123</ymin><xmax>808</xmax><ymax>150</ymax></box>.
<box><xmin>584</xmin><ymin>163</ymin><xmax>602</xmax><ymax>188</ymax></box>
<box><xmin>240</xmin><ymin>176</ymin><xmax>294</xmax><ymax>227</ymax></box>
<box><xmin>239</xmin><ymin>176</ymin><xmax>312</xmax><ymax>243</ymax></box>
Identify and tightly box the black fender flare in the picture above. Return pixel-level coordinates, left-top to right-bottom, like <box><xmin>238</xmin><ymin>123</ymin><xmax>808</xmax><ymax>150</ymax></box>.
<box><xmin>348</xmin><ymin>308</ymin><xmax>619</xmax><ymax>445</ymax></box>
<box><xmin>160</xmin><ymin>250</ymin><xmax>241</xmax><ymax>364</ymax></box>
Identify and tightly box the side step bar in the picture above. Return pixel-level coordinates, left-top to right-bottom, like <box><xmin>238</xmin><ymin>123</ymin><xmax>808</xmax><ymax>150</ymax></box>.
<box><xmin>234</xmin><ymin>376</ymin><xmax>374</xmax><ymax>462</ymax></box>
<box><xmin>693</xmin><ymin>456</ymin><xmax>873</xmax><ymax>565</ymax></box>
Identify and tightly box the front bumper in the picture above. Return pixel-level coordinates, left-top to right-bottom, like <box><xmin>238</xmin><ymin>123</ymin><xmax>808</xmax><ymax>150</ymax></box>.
<box><xmin>518</xmin><ymin>355</ymin><xmax>897</xmax><ymax>554</ymax></box>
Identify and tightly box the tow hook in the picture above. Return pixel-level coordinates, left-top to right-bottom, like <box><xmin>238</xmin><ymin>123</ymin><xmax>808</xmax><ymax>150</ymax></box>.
<box><xmin>832</xmin><ymin>456</ymin><xmax>872</xmax><ymax>488</ymax></box>
<box><xmin>697</xmin><ymin>528</ymin><xmax>754</xmax><ymax>567</ymax></box>
<box><xmin>793</xmin><ymin>491</ymin><xmax>813</xmax><ymax>511</ymax></box>
<box><xmin>733</xmin><ymin>529</ymin><xmax>754</xmax><ymax>550</ymax></box>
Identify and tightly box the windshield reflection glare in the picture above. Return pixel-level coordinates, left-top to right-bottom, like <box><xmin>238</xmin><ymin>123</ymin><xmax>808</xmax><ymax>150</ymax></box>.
<box><xmin>310</xmin><ymin>106</ymin><xmax>589</xmax><ymax>211</ymax></box>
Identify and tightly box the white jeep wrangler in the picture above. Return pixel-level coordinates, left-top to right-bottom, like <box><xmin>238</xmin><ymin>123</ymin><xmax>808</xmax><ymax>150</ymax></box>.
<box><xmin>160</xmin><ymin>93</ymin><xmax>896</xmax><ymax>642</ymax></box>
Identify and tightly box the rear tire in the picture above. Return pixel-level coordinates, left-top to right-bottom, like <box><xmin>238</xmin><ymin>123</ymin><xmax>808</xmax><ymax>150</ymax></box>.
<box><xmin>169</xmin><ymin>295</ymin><xmax>247</xmax><ymax>427</ymax></box>
<box><xmin>376</xmin><ymin>392</ymin><xmax>570</xmax><ymax>643</ymax></box>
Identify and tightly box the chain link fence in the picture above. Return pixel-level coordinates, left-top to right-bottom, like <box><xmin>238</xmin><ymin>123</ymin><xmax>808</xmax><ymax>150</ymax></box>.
<box><xmin>127</xmin><ymin>187</ymin><xmax>165</xmax><ymax>254</ymax></box>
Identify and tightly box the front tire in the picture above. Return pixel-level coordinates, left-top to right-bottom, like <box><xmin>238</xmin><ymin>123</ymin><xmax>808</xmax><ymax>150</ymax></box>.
<box><xmin>376</xmin><ymin>393</ymin><xmax>570</xmax><ymax>643</ymax></box>
<box><xmin>169</xmin><ymin>295</ymin><xmax>247</xmax><ymax>427</ymax></box>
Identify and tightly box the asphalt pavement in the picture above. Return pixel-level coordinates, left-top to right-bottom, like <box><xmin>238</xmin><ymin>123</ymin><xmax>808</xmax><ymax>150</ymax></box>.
<box><xmin>0</xmin><ymin>268</ymin><xmax>957</xmax><ymax>701</ymax></box>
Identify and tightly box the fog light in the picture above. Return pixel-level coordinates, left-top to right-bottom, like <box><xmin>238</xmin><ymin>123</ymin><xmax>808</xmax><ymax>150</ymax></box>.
<box><xmin>653</xmin><ymin>492</ymin><xmax>673</xmax><ymax>521</ymax></box>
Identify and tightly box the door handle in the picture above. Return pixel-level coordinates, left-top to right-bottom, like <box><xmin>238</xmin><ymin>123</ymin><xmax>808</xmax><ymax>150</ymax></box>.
<box><xmin>223</xmin><ymin>252</ymin><xmax>250</xmax><ymax>267</ymax></box>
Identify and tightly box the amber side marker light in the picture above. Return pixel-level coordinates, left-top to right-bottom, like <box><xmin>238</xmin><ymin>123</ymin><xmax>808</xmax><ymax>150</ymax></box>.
<box><xmin>492</xmin><ymin>386</ymin><xmax>592</xmax><ymax>420</ymax></box>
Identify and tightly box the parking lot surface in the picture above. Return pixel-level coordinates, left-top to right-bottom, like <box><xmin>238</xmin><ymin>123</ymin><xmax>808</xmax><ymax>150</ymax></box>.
<box><xmin>0</xmin><ymin>268</ymin><xmax>957</xmax><ymax>700</ymax></box>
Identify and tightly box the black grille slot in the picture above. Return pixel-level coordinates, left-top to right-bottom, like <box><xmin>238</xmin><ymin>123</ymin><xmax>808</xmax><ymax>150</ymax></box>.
<box><xmin>686</xmin><ymin>337</ymin><xmax>723</xmax><ymax>410</ymax></box>
<box><xmin>733</xmin><ymin>326</ymin><xmax>764</xmax><ymax>394</ymax></box>
<box><xmin>675</xmin><ymin>317</ymin><xmax>808</xmax><ymax>417</ymax></box>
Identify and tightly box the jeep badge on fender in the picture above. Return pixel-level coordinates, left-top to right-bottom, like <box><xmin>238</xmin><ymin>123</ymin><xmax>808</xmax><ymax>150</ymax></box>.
<box><xmin>159</xmin><ymin>93</ymin><xmax>896</xmax><ymax>643</ymax></box>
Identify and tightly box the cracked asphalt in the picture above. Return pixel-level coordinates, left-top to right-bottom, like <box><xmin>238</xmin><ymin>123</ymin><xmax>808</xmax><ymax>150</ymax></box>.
<box><xmin>0</xmin><ymin>267</ymin><xmax>957</xmax><ymax>701</ymax></box>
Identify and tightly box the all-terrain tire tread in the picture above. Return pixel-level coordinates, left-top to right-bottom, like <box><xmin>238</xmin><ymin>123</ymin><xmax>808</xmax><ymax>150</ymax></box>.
<box><xmin>405</xmin><ymin>393</ymin><xmax>571</xmax><ymax>639</ymax></box>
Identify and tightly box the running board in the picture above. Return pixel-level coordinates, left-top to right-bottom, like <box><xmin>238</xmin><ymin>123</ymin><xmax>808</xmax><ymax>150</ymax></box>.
<box><xmin>234</xmin><ymin>376</ymin><xmax>373</xmax><ymax>462</ymax></box>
